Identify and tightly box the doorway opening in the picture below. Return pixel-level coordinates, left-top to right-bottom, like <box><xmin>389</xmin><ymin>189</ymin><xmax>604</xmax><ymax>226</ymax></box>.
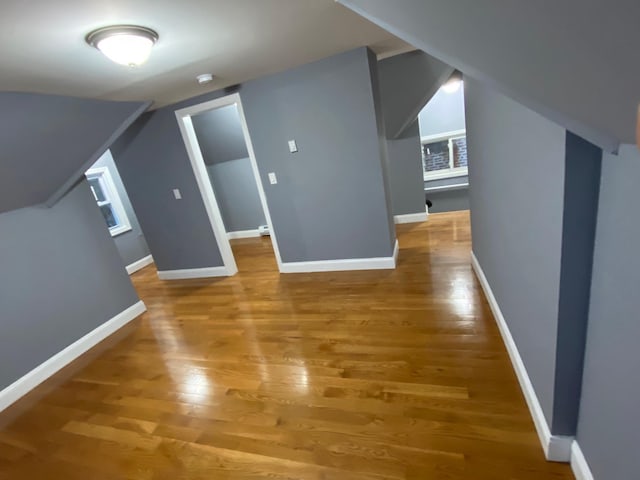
<box><xmin>175</xmin><ymin>93</ymin><xmax>282</xmax><ymax>275</ymax></box>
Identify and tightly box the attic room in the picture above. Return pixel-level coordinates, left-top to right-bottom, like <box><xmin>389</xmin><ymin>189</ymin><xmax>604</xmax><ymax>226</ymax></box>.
<box><xmin>1</xmin><ymin>1</ymin><xmax>639</xmax><ymax>479</ymax></box>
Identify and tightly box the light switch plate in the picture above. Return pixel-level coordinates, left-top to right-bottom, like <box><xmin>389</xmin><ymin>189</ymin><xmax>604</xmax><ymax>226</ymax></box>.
<box><xmin>268</xmin><ymin>172</ymin><xmax>278</xmax><ymax>185</ymax></box>
<box><xmin>173</xmin><ymin>188</ymin><xmax>182</xmax><ymax>200</ymax></box>
<box><xmin>288</xmin><ymin>140</ymin><xmax>298</xmax><ymax>153</ymax></box>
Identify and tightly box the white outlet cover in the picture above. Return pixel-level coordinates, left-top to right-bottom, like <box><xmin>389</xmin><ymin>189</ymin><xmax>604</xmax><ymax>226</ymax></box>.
<box><xmin>268</xmin><ymin>172</ymin><xmax>277</xmax><ymax>184</ymax></box>
<box><xmin>173</xmin><ymin>188</ymin><xmax>182</xmax><ymax>200</ymax></box>
<box><xmin>288</xmin><ymin>140</ymin><xmax>298</xmax><ymax>153</ymax></box>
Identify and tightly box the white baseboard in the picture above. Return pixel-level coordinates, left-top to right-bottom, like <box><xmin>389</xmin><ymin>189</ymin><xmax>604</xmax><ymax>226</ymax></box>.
<box><xmin>392</xmin><ymin>238</ymin><xmax>399</xmax><ymax>265</ymax></box>
<box><xmin>281</xmin><ymin>239</ymin><xmax>399</xmax><ymax>273</ymax></box>
<box><xmin>394</xmin><ymin>212</ymin><xmax>428</xmax><ymax>224</ymax></box>
<box><xmin>0</xmin><ymin>301</ymin><xmax>146</xmax><ymax>413</ymax></box>
<box><xmin>470</xmin><ymin>252</ymin><xmax>573</xmax><ymax>462</ymax></box>
<box><xmin>125</xmin><ymin>255</ymin><xmax>154</xmax><ymax>275</ymax></box>
<box><xmin>157</xmin><ymin>266</ymin><xmax>231</xmax><ymax>280</ymax></box>
<box><xmin>227</xmin><ymin>229</ymin><xmax>260</xmax><ymax>240</ymax></box>
<box><xmin>571</xmin><ymin>441</ymin><xmax>595</xmax><ymax>480</ymax></box>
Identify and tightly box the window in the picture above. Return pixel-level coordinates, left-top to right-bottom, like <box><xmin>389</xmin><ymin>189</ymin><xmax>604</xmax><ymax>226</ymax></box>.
<box><xmin>85</xmin><ymin>167</ymin><xmax>131</xmax><ymax>237</ymax></box>
<box><xmin>421</xmin><ymin>129</ymin><xmax>468</xmax><ymax>181</ymax></box>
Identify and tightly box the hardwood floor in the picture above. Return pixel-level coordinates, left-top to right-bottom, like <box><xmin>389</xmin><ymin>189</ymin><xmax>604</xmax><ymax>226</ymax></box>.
<box><xmin>0</xmin><ymin>211</ymin><xmax>574</xmax><ymax>479</ymax></box>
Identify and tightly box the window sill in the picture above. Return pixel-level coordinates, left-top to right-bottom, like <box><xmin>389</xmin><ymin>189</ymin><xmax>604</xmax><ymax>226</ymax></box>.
<box><xmin>109</xmin><ymin>225</ymin><xmax>132</xmax><ymax>237</ymax></box>
<box><xmin>423</xmin><ymin>168</ymin><xmax>468</xmax><ymax>182</ymax></box>
<box><xmin>424</xmin><ymin>183</ymin><xmax>469</xmax><ymax>193</ymax></box>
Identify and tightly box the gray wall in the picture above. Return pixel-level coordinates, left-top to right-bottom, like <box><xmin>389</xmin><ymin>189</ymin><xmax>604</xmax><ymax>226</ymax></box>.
<box><xmin>0</xmin><ymin>91</ymin><xmax>148</xmax><ymax>214</ymax></box>
<box><xmin>240</xmin><ymin>47</ymin><xmax>394</xmax><ymax>262</ymax></box>
<box><xmin>115</xmin><ymin>47</ymin><xmax>395</xmax><ymax>267</ymax></box>
<box><xmin>337</xmin><ymin>0</ymin><xmax>634</xmax><ymax>151</ymax></box>
<box><xmin>377</xmin><ymin>50</ymin><xmax>454</xmax><ymax>139</ymax></box>
<box><xmin>377</xmin><ymin>52</ymin><xmax>446</xmax><ymax>217</ymax></box>
<box><xmin>0</xmin><ymin>180</ymin><xmax>139</xmax><ymax>390</ymax></box>
<box><xmin>426</xmin><ymin>187</ymin><xmax>469</xmax><ymax>213</ymax></box>
<box><xmin>577</xmin><ymin>144</ymin><xmax>640</xmax><ymax>479</ymax></box>
<box><xmin>192</xmin><ymin>105</ymin><xmax>248</xmax><ymax>164</ymax></box>
<box><xmin>191</xmin><ymin>104</ymin><xmax>266</xmax><ymax>233</ymax></box>
<box><xmin>91</xmin><ymin>151</ymin><xmax>151</xmax><ymax>266</ymax></box>
<box><xmin>466</xmin><ymin>77</ymin><xmax>602</xmax><ymax>437</ymax></box>
<box><xmin>466</xmin><ymin>77</ymin><xmax>566</xmax><ymax>426</ymax></box>
<box><xmin>111</xmin><ymin>109</ymin><xmax>225</xmax><ymax>272</ymax></box>
<box><xmin>207</xmin><ymin>158</ymin><xmax>266</xmax><ymax>232</ymax></box>
<box><xmin>385</xmin><ymin>121</ymin><xmax>426</xmax><ymax>216</ymax></box>
<box><xmin>553</xmin><ymin>132</ymin><xmax>601</xmax><ymax>435</ymax></box>
<box><xmin>418</xmin><ymin>84</ymin><xmax>466</xmax><ymax>138</ymax></box>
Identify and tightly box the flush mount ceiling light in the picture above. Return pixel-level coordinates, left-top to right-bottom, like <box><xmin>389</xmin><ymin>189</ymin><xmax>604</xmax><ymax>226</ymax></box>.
<box><xmin>442</xmin><ymin>70</ymin><xmax>463</xmax><ymax>94</ymax></box>
<box><xmin>86</xmin><ymin>25</ymin><xmax>158</xmax><ymax>67</ymax></box>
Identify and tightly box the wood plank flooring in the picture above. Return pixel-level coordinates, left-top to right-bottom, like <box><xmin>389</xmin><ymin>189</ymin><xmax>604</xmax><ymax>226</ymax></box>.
<box><xmin>0</xmin><ymin>211</ymin><xmax>574</xmax><ymax>479</ymax></box>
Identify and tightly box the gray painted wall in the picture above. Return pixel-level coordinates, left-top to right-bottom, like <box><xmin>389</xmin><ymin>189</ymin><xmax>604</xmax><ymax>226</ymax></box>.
<box><xmin>577</xmin><ymin>144</ymin><xmax>640</xmax><ymax>479</ymax></box>
<box><xmin>553</xmin><ymin>132</ymin><xmax>601</xmax><ymax>435</ymax></box>
<box><xmin>111</xmin><ymin>109</ymin><xmax>225</xmax><ymax>272</ymax></box>
<box><xmin>377</xmin><ymin>53</ymin><xmax>444</xmax><ymax>217</ymax></box>
<box><xmin>0</xmin><ymin>180</ymin><xmax>139</xmax><ymax>390</ymax></box>
<box><xmin>338</xmin><ymin>0</ymin><xmax>634</xmax><ymax>151</ymax></box>
<box><xmin>426</xmin><ymin>188</ymin><xmax>469</xmax><ymax>214</ymax></box>
<box><xmin>240</xmin><ymin>47</ymin><xmax>394</xmax><ymax>262</ymax></box>
<box><xmin>418</xmin><ymin>84</ymin><xmax>466</xmax><ymax>138</ymax></box>
<box><xmin>385</xmin><ymin>121</ymin><xmax>425</xmax><ymax>216</ymax></box>
<box><xmin>207</xmin><ymin>158</ymin><xmax>266</xmax><ymax>232</ymax></box>
<box><xmin>0</xmin><ymin>91</ymin><xmax>147</xmax><ymax>214</ymax></box>
<box><xmin>377</xmin><ymin>50</ymin><xmax>453</xmax><ymax>139</ymax></box>
<box><xmin>190</xmin><ymin>104</ymin><xmax>266</xmax><ymax>233</ymax></box>
<box><xmin>115</xmin><ymin>47</ymin><xmax>395</xmax><ymax>268</ymax></box>
<box><xmin>192</xmin><ymin>105</ymin><xmax>248</xmax><ymax>165</ymax></box>
<box><xmin>465</xmin><ymin>77</ymin><xmax>566</xmax><ymax>426</ymax></box>
<box><xmin>91</xmin><ymin>151</ymin><xmax>151</xmax><ymax>266</ymax></box>
<box><xmin>367</xmin><ymin>49</ymin><xmax>396</xmax><ymax>247</ymax></box>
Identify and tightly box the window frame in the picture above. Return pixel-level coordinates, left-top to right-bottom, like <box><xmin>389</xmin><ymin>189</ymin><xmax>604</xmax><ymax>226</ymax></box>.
<box><xmin>85</xmin><ymin>166</ymin><xmax>132</xmax><ymax>237</ymax></box>
<box><xmin>421</xmin><ymin>129</ymin><xmax>468</xmax><ymax>181</ymax></box>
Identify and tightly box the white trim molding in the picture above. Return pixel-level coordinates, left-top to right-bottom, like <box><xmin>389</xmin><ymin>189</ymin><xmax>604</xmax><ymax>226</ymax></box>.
<box><xmin>157</xmin><ymin>266</ymin><xmax>230</xmax><ymax>280</ymax></box>
<box><xmin>394</xmin><ymin>212</ymin><xmax>428</xmax><ymax>224</ymax></box>
<box><xmin>281</xmin><ymin>239</ymin><xmax>399</xmax><ymax>273</ymax></box>
<box><xmin>470</xmin><ymin>252</ymin><xmax>573</xmax><ymax>462</ymax></box>
<box><xmin>420</xmin><ymin>129</ymin><xmax>467</xmax><ymax>144</ymax></box>
<box><xmin>571</xmin><ymin>441</ymin><xmax>595</xmax><ymax>480</ymax></box>
<box><xmin>227</xmin><ymin>229</ymin><xmax>260</xmax><ymax>240</ymax></box>
<box><xmin>424</xmin><ymin>182</ymin><xmax>469</xmax><ymax>193</ymax></box>
<box><xmin>126</xmin><ymin>255</ymin><xmax>154</xmax><ymax>275</ymax></box>
<box><xmin>0</xmin><ymin>301</ymin><xmax>146</xmax><ymax>413</ymax></box>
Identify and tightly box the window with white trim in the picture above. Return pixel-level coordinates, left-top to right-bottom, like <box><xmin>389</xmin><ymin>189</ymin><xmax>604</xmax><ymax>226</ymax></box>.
<box><xmin>85</xmin><ymin>166</ymin><xmax>132</xmax><ymax>237</ymax></box>
<box><xmin>421</xmin><ymin>129</ymin><xmax>468</xmax><ymax>181</ymax></box>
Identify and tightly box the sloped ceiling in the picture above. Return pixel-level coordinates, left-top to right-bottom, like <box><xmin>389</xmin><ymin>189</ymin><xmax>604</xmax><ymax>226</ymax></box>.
<box><xmin>377</xmin><ymin>50</ymin><xmax>454</xmax><ymax>139</ymax></box>
<box><xmin>0</xmin><ymin>0</ymin><xmax>412</xmax><ymax>108</ymax></box>
<box><xmin>192</xmin><ymin>105</ymin><xmax>249</xmax><ymax>165</ymax></box>
<box><xmin>338</xmin><ymin>0</ymin><xmax>640</xmax><ymax>152</ymax></box>
<box><xmin>0</xmin><ymin>92</ymin><xmax>149</xmax><ymax>214</ymax></box>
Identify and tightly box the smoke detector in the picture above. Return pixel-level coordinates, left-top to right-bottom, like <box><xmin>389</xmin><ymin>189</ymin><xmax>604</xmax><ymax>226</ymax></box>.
<box><xmin>196</xmin><ymin>73</ymin><xmax>214</xmax><ymax>85</ymax></box>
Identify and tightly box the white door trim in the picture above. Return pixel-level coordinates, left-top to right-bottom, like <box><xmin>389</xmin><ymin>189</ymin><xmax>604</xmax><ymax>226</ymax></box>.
<box><xmin>174</xmin><ymin>93</ymin><xmax>283</xmax><ymax>274</ymax></box>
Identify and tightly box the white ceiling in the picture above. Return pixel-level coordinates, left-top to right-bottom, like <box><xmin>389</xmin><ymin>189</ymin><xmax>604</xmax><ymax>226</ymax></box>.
<box><xmin>0</xmin><ymin>0</ymin><xmax>412</xmax><ymax>107</ymax></box>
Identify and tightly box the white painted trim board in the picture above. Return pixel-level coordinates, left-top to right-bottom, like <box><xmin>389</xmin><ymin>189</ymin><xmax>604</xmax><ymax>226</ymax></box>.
<box><xmin>227</xmin><ymin>229</ymin><xmax>260</xmax><ymax>239</ymax></box>
<box><xmin>470</xmin><ymin>251</ymin><xmax>573</xmax><ymax>462</ymax></box>
<box><xmin>0</xmin><ymin>301</ymin><xmax>146</xmax><ymax>413</ymax></box>
<box><xmin>394</xmin><ymin>212</ymin><xmax>428</xmax><ymax>224</ymax></box>
<box><xmin>126</xmin><ymin>255</ymin><xmax>154</xmax><ymax>275</ymax></box>
<box><xmin>571</xmin><ymin>441</ymin><xmax>595</xmax><ymax>480</ymax></box>
<box><xmin>157</xmin><ymin>266</ymin><xmax>229</xmax><ymax>280</ymax></box>
<box><xmin>281</xmin><ymin>239</ymin><xmax>399</xmax><ymax>273</ymax></box>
